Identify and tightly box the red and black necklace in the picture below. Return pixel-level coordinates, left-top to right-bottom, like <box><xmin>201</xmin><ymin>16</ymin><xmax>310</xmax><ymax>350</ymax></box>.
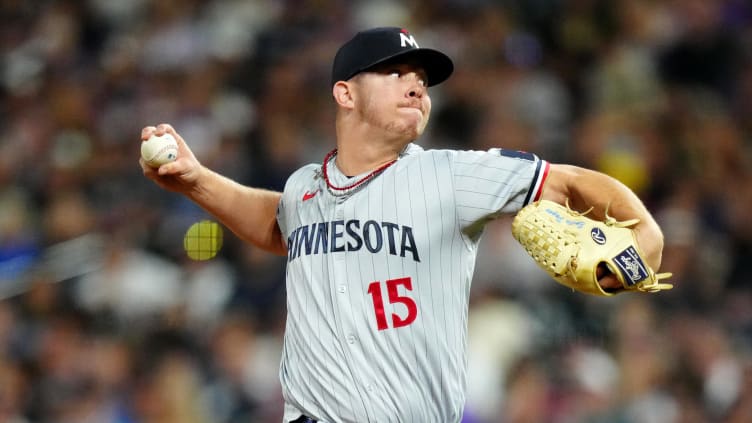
<box><xmin>321</xmin><ymin>149</ymin><xmax>397</xmax><ymax>196</ymax></box>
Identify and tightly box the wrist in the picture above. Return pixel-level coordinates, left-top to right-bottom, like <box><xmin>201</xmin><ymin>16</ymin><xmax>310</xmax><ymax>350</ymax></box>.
<box><xmin>187</xmin><ymin>165</ymin><xmax>213</xmax><ymax>203</ymax></box>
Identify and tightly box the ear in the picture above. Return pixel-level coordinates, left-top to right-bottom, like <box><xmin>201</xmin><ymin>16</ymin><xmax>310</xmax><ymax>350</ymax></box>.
<box><xmin>332</xmin><ymin>81</ymin><xmax>355</xmax><ymax>109</ymax></box>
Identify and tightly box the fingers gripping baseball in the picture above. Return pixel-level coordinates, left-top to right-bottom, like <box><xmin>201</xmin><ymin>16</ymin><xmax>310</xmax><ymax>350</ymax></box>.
<box><xmin>140</xmin><ymin>124</ymin><xmax>202</xmax><ymax>193</ymax></box>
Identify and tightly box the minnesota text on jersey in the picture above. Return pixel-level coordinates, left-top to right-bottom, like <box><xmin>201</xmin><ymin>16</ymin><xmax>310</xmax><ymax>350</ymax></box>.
<box><xmin>286</xmin><ymin>219</ymin><xmax>421</xmax><ymax>262</ymax></box>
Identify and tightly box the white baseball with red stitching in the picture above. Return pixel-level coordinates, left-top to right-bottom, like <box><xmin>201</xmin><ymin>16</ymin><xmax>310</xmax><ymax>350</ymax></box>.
<box><xmin>141</xmin><ymin>133</ymin><xmax>178</xmax><ymax>167</ymax></box>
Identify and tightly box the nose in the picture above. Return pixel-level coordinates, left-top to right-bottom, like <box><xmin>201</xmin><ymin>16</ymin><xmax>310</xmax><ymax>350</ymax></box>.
<box><xmin>406</xmin><ymin>74</ymin><xmax>426</xmax><ymax>98</ymax></box>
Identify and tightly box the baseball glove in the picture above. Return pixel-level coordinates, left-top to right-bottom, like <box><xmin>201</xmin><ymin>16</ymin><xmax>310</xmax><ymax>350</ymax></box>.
<box><xmin>511</xmin><ymin>200</ymin><xmax>672</xmax><ymax>296</ymax></box>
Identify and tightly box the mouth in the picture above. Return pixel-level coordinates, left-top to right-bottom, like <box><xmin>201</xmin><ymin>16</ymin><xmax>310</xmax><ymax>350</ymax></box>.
<box><xmin>399</xmin><ymin>102</ymin><xmax>424</xmax><ymax>114</ymax></box>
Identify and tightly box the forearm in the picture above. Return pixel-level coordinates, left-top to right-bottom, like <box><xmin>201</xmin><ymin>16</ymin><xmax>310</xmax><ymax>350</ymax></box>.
<box><xmin>188</xmin><ymin>166</ymin><xmax>286</xmax><ymax>256</ymax></box>
<box><xmin>540</xmin><ymin>164</ymin><xmax>664</xmax><ymax>269</ymax></box>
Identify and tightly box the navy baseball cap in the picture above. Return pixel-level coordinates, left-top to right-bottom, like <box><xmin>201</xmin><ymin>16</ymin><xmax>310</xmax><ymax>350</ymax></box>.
<box><xmin>331</xmin><ymin>27</ymin><xmax>454</xmax><ymax>87</ymax></box>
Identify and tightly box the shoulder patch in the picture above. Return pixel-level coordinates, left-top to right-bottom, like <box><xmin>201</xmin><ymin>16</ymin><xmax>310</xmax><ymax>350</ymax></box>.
<box><xmin>499</xmin><ymin>149</ymin><xmax>536</xmax><ymax>162</ymax></box>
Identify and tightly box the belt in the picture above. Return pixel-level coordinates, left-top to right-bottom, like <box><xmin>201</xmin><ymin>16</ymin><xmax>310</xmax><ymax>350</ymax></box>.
<box><xmin>291</xmin><ymin>416</ymin><xmax>318</xmax><ymax>423</ymax></box>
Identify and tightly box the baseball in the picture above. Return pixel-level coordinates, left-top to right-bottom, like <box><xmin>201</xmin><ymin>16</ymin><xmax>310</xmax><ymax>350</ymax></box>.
<box><xmin>141</xmin><ymin>133</ymin><xmax>179</xmax><ymax>167</ymax></box>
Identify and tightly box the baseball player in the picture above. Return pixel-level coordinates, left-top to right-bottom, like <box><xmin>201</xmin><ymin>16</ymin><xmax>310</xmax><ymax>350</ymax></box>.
<box><xmin>140</xmin><ymin>27</ymin><xmax>667</xmax><ymax>423</ymax></box>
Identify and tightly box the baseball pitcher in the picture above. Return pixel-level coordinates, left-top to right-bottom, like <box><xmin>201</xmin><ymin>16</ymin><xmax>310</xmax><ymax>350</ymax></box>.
<box><xmin>140</xmin><ymin>27</ymin><xmax>671</xmax><ymax>423</ymax></box>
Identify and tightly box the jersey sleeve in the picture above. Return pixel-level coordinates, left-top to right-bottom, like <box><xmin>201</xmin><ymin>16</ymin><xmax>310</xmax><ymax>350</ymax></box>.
<box><xmin>275</xmin><ymin>164</ymin><xmax>318</xmax><ymax>249</ymax></box>
<box><xmin>452</xmin><ymin>148</ymin><xmax>549</xmax><ymax>231</ymax></box>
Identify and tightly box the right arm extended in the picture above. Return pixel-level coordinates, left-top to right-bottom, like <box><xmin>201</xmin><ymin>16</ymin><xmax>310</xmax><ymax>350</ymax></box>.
<box><xmin>140</xmin><ymin>124</ymin><xmax>287</xmax><ymax>256</ymax></box>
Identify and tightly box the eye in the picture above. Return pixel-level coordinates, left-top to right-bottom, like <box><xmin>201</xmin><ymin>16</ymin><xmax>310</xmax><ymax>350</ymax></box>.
<box><xmin>380</xmin><ymin>67</ymin><xmax>428</xmax><ymax>86</ymax></box>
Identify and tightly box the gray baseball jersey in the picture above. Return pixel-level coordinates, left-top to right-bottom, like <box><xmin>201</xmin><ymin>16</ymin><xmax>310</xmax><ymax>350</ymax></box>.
<box><xmin>276</xmin><ymin>143</ymin><xmax>549</xmax><ymax>423</ymax></box>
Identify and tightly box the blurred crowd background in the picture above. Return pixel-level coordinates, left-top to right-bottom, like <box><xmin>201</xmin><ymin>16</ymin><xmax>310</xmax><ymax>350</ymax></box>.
<box><xmin>1</xmin><ymin>0</ymin><xmax>752</xmax><ymax>422</ymax></box>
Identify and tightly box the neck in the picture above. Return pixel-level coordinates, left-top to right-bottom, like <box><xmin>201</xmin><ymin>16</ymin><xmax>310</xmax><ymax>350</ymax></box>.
<box><xmin>334</xmin><ymin>144</ymin><xmax>404</xmax><ymax>175</ymax></box>
<box><xmin>334</xmin><ymin>119</ymin><xmax>409</xmax><ymax>175</ymax></box>
<box><xmin>322</xmin><ymin>148</ymin><xmax>398</xmax><ymax>195</ymax></box>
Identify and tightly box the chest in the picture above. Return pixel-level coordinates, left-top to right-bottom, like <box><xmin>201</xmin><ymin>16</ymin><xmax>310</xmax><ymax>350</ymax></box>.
<box><xmin>286</xmin><ymin>191</ymin><xmax>426</xmax><ymax>266</ymax></box>
<box><xmin>284</xmin><ymin>164</ymin><xmax>456</xmax><ymax>265</ymax></box>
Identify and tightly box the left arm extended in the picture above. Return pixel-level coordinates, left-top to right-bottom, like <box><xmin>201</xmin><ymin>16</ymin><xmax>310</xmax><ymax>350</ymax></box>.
<box><xmin>538</xmin><ymin>164</ymin><xmax>665</xmax><ymax>274</ymax></box>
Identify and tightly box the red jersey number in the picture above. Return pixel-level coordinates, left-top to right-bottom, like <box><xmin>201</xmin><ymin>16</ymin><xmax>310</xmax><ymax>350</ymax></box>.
<box><xmin>367</xmin><ymin>277</ymin><xmax>418</xmax><ymax>331</ymax></box>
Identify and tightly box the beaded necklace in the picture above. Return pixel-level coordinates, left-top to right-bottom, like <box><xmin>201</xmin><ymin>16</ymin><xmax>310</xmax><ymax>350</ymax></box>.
<box><xmin>321</xmin><ymin>149</ymin><xmax>397</xmax><ymax>196</ymax></box>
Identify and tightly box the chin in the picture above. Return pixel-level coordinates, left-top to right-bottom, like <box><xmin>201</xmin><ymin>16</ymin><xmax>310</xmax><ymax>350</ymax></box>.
<box><xmin>385</xmin><ymin>121</ymin><xmax>423</xmax><ymax>141</ymax></box>
<box><xmin>412</xmin><ymin>123</ymin><xmax>428</xmax><ymax>139</ymax></box>
<box><xmin>407</xmin><ymin>117</ymin><xmax>428</xmax><ymax>137</ymax></box>
<box><xmin>402</xmin><ymin>126</ymin><xmax>423</xmax><ymax>141</ymax></box>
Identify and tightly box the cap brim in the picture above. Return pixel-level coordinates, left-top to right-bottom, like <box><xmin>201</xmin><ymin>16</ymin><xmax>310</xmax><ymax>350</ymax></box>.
<box><xmin>357</xmin><ymin>48</ymin><xmax>454</xmax><ymax>87</ymax></box>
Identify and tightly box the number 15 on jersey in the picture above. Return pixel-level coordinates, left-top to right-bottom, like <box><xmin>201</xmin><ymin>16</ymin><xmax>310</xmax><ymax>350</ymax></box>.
<box><xmin>366</xmin><ymin>277</ymin><xmax>418</xmax><ymax>331</ymax></box>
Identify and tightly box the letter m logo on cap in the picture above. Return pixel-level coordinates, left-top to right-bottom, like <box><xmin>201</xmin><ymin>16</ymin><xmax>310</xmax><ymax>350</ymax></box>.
<box><xmin>399</xmin><ymin>29</ymin><xmax>419</xmax><ymax>48</ymax></box>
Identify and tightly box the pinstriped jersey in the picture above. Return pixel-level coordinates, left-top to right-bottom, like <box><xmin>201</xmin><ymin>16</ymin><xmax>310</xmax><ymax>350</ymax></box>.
<box><xmin>276</xmin><ymin>143</ymin><xmax>549</xmax><ymax>423</ymax></box>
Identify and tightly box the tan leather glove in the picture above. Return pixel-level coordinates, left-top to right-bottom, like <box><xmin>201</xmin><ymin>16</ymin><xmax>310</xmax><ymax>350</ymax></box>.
<box><xmin>512</xmin><ymin>200</ymin><xmax>673</xmax><ymax>296</ymax></box>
